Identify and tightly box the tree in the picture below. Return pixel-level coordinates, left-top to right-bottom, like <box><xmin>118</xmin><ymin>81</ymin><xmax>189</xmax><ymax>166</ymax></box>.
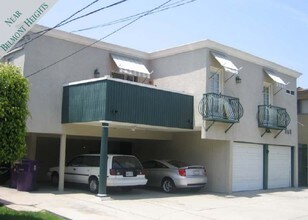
<box><xmin>0</xmin><ymin>64</ymin><xmax>29</xmax><ymax>164</ymax></box>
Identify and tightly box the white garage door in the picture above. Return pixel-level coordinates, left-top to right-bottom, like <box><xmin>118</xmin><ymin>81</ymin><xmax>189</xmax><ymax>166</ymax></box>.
<box><xmin>232</xmin><ymin>143</ymin><xmax>263</xmax><ymax>192</ymax></box>
<box><xmin>268</xmin><ymin>145</ymin><xmax>291</xmax><ymax>189</ymax></box>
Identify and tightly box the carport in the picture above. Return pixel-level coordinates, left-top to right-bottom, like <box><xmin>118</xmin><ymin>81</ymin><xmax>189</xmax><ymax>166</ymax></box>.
<box><xmin>58</xmin><ymin>77</ymin><xmax>194</xmax><ymax>195</ymax></box>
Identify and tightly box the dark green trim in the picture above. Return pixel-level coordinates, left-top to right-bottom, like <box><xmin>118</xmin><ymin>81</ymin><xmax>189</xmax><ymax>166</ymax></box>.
<box><xmin>291</xmin><ymin>146</ymin><xmax>294</xmax><ymax>187</ymax></box>
<box><xmin>263</xmin><ymin>144</ymin><xmax>269</xmax><ymax>190</ymax></box>
<box><xmin>98</xmin><ymin>123</ymin><xmax>108</xmax><ymax>197</ymax></box>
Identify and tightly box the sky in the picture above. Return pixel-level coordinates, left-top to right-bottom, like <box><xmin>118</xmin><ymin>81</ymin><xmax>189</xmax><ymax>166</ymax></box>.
<box><xmin>37</xmin><ymin>0</ymin><xmax>308</xmax><ymax>88</ymax></box>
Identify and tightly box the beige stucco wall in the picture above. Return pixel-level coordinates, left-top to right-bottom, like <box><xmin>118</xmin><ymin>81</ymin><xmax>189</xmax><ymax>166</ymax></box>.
<box><xmin>23</xmin><ymin>33</ymin><xmax>149</xmax><ymax>134</ymax></box>
<box><xmin>150</xmin><ymin>48</ymin><xmax>207</xmax><ymax>129</ymax></box>
<box><xmin>147</xmin><ymin>47</ymin><xmax>299</xmax><ymax>189</ymax></box>
<box><xmin>18</xmin><ymin>29</ymin><xmax>299</xmax><ymax>150</ymax></box>
<box><xmin>24</xmin><ymin>35</ymin><xmax>108</xmax><ymax>134</ymax></box>
<box><xmin>150</xmin><ymin>47</ymin><xmax>298</xmax><ymax>148</ymax></box>
<box><xmin>62</xmin><ymin>124</ymin><xmax>174</xmax><ymax>140</ymax></box>
<box><xmin>1</xmin><ymin>48</ymin><xmax>25</xmax><ymax>72</ymax></box>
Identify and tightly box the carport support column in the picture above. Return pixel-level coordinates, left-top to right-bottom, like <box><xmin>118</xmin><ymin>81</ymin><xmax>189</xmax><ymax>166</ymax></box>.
<box><xmin>98</xmin><ymin>123</ymin><xmax>108</xmax><ymax>197</ymax></box>
<box><xmin>59</xmin><ymin>134</ymin><xmax>67</xmax><ymax>191</ymax></box>
<box><xmin>263</xmin><ymin>145</ymin><xmax>269</xmax><ymax>190</ymax></box>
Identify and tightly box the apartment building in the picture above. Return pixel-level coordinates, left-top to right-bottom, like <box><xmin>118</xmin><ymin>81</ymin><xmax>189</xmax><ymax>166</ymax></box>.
<box><xmin>1</xmin><ymin>25</ymin><xmax>301</xmax><ymax>193</ymax></box>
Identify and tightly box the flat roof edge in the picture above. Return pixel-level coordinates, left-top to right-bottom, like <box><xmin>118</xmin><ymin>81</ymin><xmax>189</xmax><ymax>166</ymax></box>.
<box><xmin>149</xmin><ymin>39</ymin><xmax>302</xmax><ymax>79</ymax></box>
<box><xmin>32</xmin><ymin>25</ymin><xmax>301</xmax><ymax>79</ymax></box>
<box><xmin>31</xmin><ymin>25</ymin><xmax>149</xmax><ymax>59</ymax></box>
<box><xmin>63</xmin><ymin>76</ymin><xmax>193</xmax><ymax>96</ymax></box>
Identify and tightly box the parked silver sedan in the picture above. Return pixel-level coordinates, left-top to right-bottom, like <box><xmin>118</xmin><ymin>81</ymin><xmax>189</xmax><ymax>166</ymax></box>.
<box><xmin>142</xmin><ymin>160</ymin><xmax>207</xmax><ymax>193</ymax></box>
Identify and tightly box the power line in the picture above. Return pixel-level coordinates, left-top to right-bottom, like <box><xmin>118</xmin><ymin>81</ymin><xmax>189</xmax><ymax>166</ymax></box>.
<box><xmin>72</xmin><ymin>0</ymin><xmax>196</xmax><ymax>33</ymax></box>
<box><xmin>29</xmin><ymin>0</ymin><xmax>101</xmax><ymax>37</ymax></box>
<box><xmin>23</xmin><ymin>0</ymin><xmax>128</xmax><ymax>46</ymax></box>
<box><xmin>26</xmin><ymin>0</ymin><xmax>173</xmax><ymax>79</ymax></box>
<box><xmin>56</xmin><ymin>0</ymin><xmax>129</xmax><ymax>28</ymax></box>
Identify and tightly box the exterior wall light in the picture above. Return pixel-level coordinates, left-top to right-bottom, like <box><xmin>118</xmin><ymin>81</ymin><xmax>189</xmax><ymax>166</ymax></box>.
<box><xmin>94</xmin><ymin>68</ymin><xmax>100</xmax><ymax>78</ymax></box>
<box><xmin>235</xmin><ymin>76</ymin><xmax>242</xmax><ymax>83</ymax></box>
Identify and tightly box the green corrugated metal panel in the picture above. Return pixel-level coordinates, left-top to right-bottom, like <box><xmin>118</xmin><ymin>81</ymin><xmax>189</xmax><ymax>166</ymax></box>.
<box><xmin>62</xmin><ymin>87</ymin><xmax>69</xmax><ymax>123</ymax></box>
<box><xmin>62</xmin><ymin>80</ymin><xmax>107</xmax><ymax>123</ymax></box>
<box><xmin>62</xmin><ymin>79</ymin><xmax>193</xmax><ymax>129</ymax></box>
<box><xmin>105</xmin><ymin>80</ymin><xmax>193</xmax><ymax>129</ymax></box>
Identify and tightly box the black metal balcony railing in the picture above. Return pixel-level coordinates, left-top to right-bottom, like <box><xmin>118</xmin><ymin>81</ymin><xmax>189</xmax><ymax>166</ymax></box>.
<box><xmin>258</xmin><ymin>105</ymin><xmax>290</xmax><ymax>130</ymax></box>
<box><xmin>198</xmin><ymin>93</ymin><xmax>244</xmax><ymax>124</ymax></box>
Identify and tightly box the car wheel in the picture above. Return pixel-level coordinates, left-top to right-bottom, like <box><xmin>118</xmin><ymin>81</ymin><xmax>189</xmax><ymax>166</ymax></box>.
<box><xmin>51</xmin><ymin>172</ymin><xmax>59</xmax><ymax>187</ymax></box>
<box><xmin>161</xmin><ymin>178</ymin><xmax>175</xmax><ymax>193</ymax></box>
<box><xmin>89</xmin><ymin>177</ymin><xmax>99</xmax><ymax>194</ymax></box>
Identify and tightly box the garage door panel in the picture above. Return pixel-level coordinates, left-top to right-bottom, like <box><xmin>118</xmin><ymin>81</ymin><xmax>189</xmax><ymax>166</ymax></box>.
<box><xmin>268</xmin><ymin>146</ymin><xmax>291</xmax><ymax>189</ymax></box>
<box><xmin>232</xmin><ymin>143</ymin><xmax>263</xmax><ymax>192</ymax></box>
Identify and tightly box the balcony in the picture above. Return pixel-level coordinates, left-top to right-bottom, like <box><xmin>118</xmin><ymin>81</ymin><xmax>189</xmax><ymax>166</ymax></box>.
<box><xmin>62</xmin><ymin>77</ymin><xmax>194</xmax><ymax>130</ymax></box>
<box><xmin>198</xmin><ymin>93</ymin><xmax>244</xmax><ymax>132</ymax></box>
<box><xmin>258</xmin><ymin>105</ymin><xmax>290</xmax><ymax>131</ymax></box>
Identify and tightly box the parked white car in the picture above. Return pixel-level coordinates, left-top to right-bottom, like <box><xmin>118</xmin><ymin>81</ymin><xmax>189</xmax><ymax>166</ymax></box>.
<box><xmin>48</xmin><ymin>154</ymin><xmax>147</xmax><ymax>193</ymax></box>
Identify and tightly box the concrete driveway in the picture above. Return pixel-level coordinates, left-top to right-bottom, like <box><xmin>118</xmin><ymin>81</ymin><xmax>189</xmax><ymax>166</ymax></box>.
<box><xmin>0</xmin><ymin>185</ymin><xmax>308</xmax><ymax>220</ymax></box>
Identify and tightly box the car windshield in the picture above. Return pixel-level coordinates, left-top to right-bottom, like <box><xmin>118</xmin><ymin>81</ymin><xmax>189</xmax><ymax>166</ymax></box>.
<box><xmin>167</xmin><ymin>160</ymin><xmax>190</xmax><ymax>168</ymax></box>
<box><xmin>112</xmin><ymin>156</ymin><xmax>142</xmax><ymax>169</ymax></box>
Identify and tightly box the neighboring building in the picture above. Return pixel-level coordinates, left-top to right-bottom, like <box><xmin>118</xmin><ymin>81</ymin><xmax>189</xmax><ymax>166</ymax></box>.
<box><xmin>1</xmin><ymin>25</ymin><xmax>301</xmax><ymax>193</ymax></box>
<box><xmin>298</xmin><ymin>88</ymin><xmax>308</xmax><ymax>186</ymax></box>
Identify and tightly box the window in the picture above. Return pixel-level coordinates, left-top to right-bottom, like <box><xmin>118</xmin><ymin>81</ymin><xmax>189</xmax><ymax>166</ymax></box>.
<box><xmin>67</xmin><ymin>156</ymin><xmax>85</xmax><ymax>166</ymax></box>
<box><xmin>209</xmin><ymin>67</ymin><xmax>223</xmax><ymax>94</ymax></box>
<box><xmin>85</xmin><ymin>156</ymin><xmax>100</xmax><ymax>167</ymax></box>
<box><xmin>142</xmin><ymin>161</ymin><xmax>156</xmax><ymax>169</ymax></box>
<box><xmin>286</xmin><ymin>90</ymin><xmax>295</xmax><ymax>96</ymax></box>
<box><xmin>152</xmin><ymin>161</ymin><xmax>168</xmax><ymax>169</ymax></box>
<box><xmin>126</xmin><ymin>75</ymin><xmax>138</xmax><ymax>82</ymax></box>
<box><xmin>167</xmin><ymin>160</ymin><xmax>190</xmax><ymax>168</ymax></box>
<box><xmin>111</xmin><ymin>72</ymin><xmax>124</xmax><ymax>80</ymax></box>
<box><xmin>263</xmin><ymin>82</ymin><xmax>272</xmax><ymax>105</ymax></box>
<box><xmin>263</xmin><ymin>86</ymin><xmax>270</xmax><ymax>105</ymax></box>
<box><xmin>142</xmin><ymin>161</ymin><xmax>168</xmax><ymax>169</ymax></box>
<box><xmin>112</xmin><ymin>156</ymin><xmax>143</xmax><ymax>169</ymax></box>
<box><xmin>111</xmin><ymin>72</ymin><xmax>138</xmax><ymax>82</ymax></box>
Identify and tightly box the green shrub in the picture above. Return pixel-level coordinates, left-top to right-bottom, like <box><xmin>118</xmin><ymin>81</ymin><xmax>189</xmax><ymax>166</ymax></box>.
<box><xmin>0</xmin><ymin>64</ymin><xmax>29</xmax><ymax>163</ymax></box>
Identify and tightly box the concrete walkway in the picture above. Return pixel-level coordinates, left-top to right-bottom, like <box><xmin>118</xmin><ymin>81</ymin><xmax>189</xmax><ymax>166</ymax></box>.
<box><xmin>0</xmin><ymin>186</ymin><xmax>308</xmax><ymax>220</ymax></box>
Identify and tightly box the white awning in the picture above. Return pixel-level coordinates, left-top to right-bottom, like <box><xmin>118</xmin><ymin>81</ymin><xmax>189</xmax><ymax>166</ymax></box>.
<box><xmin>211</xmin><ymin>51</ymin><xmax>239</xmax><ymax>74</ymax></box>
<box><xmin>264</xmin><ymin>69</ymin><xmax>287</xmax><ymax>88</ymax></box>
<box><xmin>111</xmin><ymin>54</ymin><xmax>151</xmax><ymax>78</ymax></box>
